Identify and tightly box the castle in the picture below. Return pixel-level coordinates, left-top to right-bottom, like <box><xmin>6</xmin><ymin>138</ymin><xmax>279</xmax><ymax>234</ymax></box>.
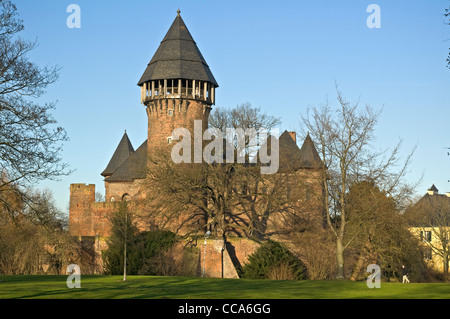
<box><xmin>69</xmin><ymin>10</ymin><xmax>324</xmax><ymax>277</ymax></box>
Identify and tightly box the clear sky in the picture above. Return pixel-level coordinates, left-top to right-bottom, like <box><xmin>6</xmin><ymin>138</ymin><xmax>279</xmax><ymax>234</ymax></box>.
<box><xmin>12</xmin><ymin>0</ymin><xmax>450</xmax><ymax>214</ymax></box>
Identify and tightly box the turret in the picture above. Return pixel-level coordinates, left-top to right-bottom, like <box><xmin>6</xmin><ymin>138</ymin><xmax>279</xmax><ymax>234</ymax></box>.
<box><xmin>137</xmin><ymin>10</ymin><xmax>218</xmax><ymax>152</ymax></box>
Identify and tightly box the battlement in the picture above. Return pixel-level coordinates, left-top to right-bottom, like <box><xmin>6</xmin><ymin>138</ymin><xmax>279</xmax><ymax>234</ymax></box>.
<box><xmin>70</xmin><ymin>184</ymin><xmax>95</xmax><ymax>202</ymax></box>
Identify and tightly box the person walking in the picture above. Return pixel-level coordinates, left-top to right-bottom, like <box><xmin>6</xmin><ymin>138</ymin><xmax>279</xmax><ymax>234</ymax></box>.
<box><xmin>401</xmin><ymin>265</ymin><xmax>410</xmax><ymax>283</ymax></box>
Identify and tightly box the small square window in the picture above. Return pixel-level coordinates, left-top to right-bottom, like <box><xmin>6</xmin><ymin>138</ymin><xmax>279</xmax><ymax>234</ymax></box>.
<box><xmin>421</xmin><ymin>231</ymin><xmax>432</xmax><ymax>242</ymax></box>
<box><xmin>168</xmin><ymin>109</ymin><xmax>173</xmax><ymax>116</ymax></box>
<box><xmin>167</xmin><ymin>137</ymin><xmax>173</xmax><ymax>144</ymax></box>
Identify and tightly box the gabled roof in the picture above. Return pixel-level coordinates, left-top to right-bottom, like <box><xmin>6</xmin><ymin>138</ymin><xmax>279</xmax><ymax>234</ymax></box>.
<box><xmin>105</xmin><ymin>140</ymin><xmax>148</xmax><ymax>182</ymax></box>
<box><xmin>101</xmin><ymin>132</ymin><xmax>135</xmax><ymax>177</ymax></box>
<box><xmin>407</xmin><ymin>188</ymin><xmax>450</xmax><ymax>227</ymax></box>
<box><xmin>428</xmin><ymin>184</ymin><xmax>439</xmax><ymax>193</ymax></box>
<box><xmin>137</xmin><ymin>10</ymin><xmax>218</xmax><ymax>87</ymax></box>
<box><xmin>276</xmin><ymin>130</ymin><xmax>304</xmax><ymax>172</ymax></box>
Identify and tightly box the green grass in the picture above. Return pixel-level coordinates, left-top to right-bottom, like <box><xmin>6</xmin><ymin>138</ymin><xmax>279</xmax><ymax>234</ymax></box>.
<box><xmin>0</xmin><ymin>275</ymin><xmax>449</xmax><ymax>299</ymax></box>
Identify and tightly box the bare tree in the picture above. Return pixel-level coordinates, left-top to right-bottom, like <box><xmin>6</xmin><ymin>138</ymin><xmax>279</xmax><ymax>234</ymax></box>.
<box><xmin>0</xmin><ymin>0</ymin><xmax>69</xmax><ymax>216</ymax></box>
<box><xmin>0</xmin><ymin>188</ymin><xmax>73</xmax><ymax>275</ymax></box>
<box><xmin>301</xmin><ymin>88</ymin><xmax>417</xmax><ymax>279</ymax></box>
<box><xmin>143</xmin><ymin>103</ymin><xmax>302</xmax><ymax>241</ymax></box>
<box><xmin>145</xmin><ymin>148</ymin><xmax>293</xmax><ymax>240</ymax></box>
<box><xmin>209</xmin><ymin>103</ymin><xmax>281</xmax><ymax>161</ymax></box>
<box><xmin>445</xmin><ymin>5</ymin><xmax>449</xmax><ymax>68</ymax></box>
<box><xmin>209</xmin><ymin>103</ymin><xmax>280</xmax><ymax>135</ymax></box>
<box><xmin>345</xmin><ymin>181</ymin><xmax>428</xmax><ymax>281</ymax></box>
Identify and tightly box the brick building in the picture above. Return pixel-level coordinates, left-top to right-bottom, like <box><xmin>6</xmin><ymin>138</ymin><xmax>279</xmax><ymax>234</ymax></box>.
<box><xmin>69</xmin><ymin>10</ymin><xmax>325</xmax><ymax>278</ymax></box>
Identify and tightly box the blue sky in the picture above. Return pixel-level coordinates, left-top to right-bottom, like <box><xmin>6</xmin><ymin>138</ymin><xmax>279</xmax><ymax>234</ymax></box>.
<box><xmin>12</xmin><ymin>0</ymin><xmax>450</xmax><ymax>213</ymax></box>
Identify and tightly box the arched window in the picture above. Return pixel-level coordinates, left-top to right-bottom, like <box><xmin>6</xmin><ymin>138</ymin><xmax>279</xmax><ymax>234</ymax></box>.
<box><xmin>110</xmin><ymin>197</ymin><xmax>115</xmax><ymax>202</ymax></box>
<box><xmin>122</xmin><ymin>193</ymin><xmax>131</xmax><ymax>201</ymax></box>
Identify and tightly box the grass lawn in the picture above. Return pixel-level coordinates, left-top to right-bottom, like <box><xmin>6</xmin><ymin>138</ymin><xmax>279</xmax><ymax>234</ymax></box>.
<box><xmin>0</xmin><ymin>275</ymin><xmax>449</xmax><ymax>299</ymax></box>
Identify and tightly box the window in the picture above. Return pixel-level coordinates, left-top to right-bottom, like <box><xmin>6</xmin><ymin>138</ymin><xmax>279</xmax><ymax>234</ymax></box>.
<box><xmin>421</xmin><ymin>230</ymin><xmax>432</xmax><ymax>243</ymax></box>
<box><xmin>167</xmin><ymin>136</ymin><xmax>173</xmax><ymax>144</ymax></box>
<box><xmin>168</xmin><ymin>109</ymin><xmax>173</xmax><ymax>116</ymax></box>
<box><xmin>424</xmin><ymin>247</ymin><xmax>432</xmax><ymax>260</ymax></box>
<box><xmin>122</xmin><ymin>193</ymin><xmax>131</xmax><ymax>201</ymax></box>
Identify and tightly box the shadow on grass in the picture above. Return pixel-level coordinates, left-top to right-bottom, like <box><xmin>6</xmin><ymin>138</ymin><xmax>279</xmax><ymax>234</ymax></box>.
<box><xmin>1</xmin><ymin>276</ymin><xmax>449</xmax><ymax>299</ymax></box>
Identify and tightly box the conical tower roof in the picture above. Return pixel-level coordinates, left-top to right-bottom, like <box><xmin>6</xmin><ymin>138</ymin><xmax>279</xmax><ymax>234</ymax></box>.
<box><xmin>260</xmin><ymin>131</ymin><xmax>323</xmax><ymax>173</ymax></box>
<box><xmin>137</xmin><ymin>10</ymin><xmax>218</xmax><ymax>87</ymax></box>
<box><xmin>105</xmin><ymin>140</ymin><xmax>148</xmax><ymax>182</ymax></box>
<box><xmin>298</xmin><ymin>133</ymin><xmax>323</xmax><ymax>169</ymax></box>
<box><xmin>101</xmin><ymin>132</ymin><xmax>135</xmax><ymax>177</ymax></box>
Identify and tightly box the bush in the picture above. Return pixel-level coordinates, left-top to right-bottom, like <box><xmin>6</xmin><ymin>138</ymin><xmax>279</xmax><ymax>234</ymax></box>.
<box><xmin>129</xmin><ymin>230</ymin><xmax>178</xmax><ymax>275</ymax></box>
<box><xmin>103</xmin><ymin>229</ymin><xmax>178</xmax><ymax>275</ymax></box>
<box><xmin>241</xmin><ymin>240</ymin><xmax>305</xmax><ymax>280</ymax></box>
<box><xmin>293</xmin><ymin>231</ymin><xmax>336</xmax><ymax>280</ymax></box>
<box><xmin>144</xmin><ymin>244</ymin><xmax>199</xmax><ymax>277</ymax></box>
<box><xmin>266</xmin><ymin>261</ymin><xmax>298</xmax><ymax>280</ymax></box>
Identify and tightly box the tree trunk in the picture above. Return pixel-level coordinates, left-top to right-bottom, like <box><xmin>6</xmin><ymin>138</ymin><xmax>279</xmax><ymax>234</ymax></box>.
<box><xmin>336</xmin><ymin>237</ymin><xmax>345</xmax><ymax>279</ymax></box>
<box><xmin>444</xmin><ymin>250</ymin><xmax>449</xmax><ymax>283</ymax></box>
<box><xmin>350</xmin><ymin>251</ymin><xmax>365</xmax><ymax>281</ymax></box>
<box><xmin>123</xmin><ymin>242</ymin><xmax>127</xmax><ymax>281</ymax></box>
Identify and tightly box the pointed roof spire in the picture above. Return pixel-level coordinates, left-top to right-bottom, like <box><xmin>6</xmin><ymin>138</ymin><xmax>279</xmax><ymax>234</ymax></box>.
<box><xmin>105</xmin><ymin>140</ymin><xmax>148</xmax><ymax>182</ymax></box>
<box><xmin>137</xmin><ymin>11</ymin><xmax>218</xmax><ymax>87</ymax></box>
<box><xmin>101</xmin><ymin>132</ymin><xmax>135</xmax><ymax>177</ymax></box>
<box><xmin>260</xmin><ymin>131</ymin><xmax>323</xmax><ymax>173</ymax></box>
<box><xmin>298</xmin><ymin>133</ymin><xmax>323</xmax><ymax>169</ymax></box>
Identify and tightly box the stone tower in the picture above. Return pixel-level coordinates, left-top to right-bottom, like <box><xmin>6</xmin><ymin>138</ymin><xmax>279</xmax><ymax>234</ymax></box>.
<box><xmin>137</xmin><ymin>10</ymin><xmax>218</xmax><ymax>154</ymax></box>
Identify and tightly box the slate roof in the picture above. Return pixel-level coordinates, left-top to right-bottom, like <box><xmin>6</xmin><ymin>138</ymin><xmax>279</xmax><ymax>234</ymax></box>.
<box><xmin>261</xmin><ymin>131</ymin><xmax>323</xmax><ymax>173</ymax></box>
<box><xmin>104</xmin><ymin>140</ymin><xmax>148</xmax><ymax>182</ymax></box>
<box><xmin>137</xmin><ymin>11</ymin><xmax>218</xmax><ymax>87</ymax></box>
<box><xmin>101</xmin><ymin>132</ymin><xmax>135</xmax><ymax>177</ymax></box>
<box><xmin>297</xmin><ymin>133</ymin><xmax>323</xmax><ymax>169</ymax></box>
<box><xmin>407</xmin><ymin>186</ymin><xmax>450</xmax><ymax>227</ymax></box>
<box><xmin>102</xmin><ymin>131</ymin><xmax>323</xmax><ymax>182</ymax></box>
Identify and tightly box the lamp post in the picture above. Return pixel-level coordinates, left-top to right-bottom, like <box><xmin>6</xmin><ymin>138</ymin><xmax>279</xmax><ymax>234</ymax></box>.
<box><xmin>95</xmin><ymin>233</ymin><xmax>100</xmax><ymax>275</ymax></box>
<box><xmin>203</xmin><ymin>231</ymin><xmax>211</xmax><ymax>277</ymax></box>
<box><xmin>123</xmin><ymin>207</ymin><xmax>127</xmax><ymax>282</ymax></box>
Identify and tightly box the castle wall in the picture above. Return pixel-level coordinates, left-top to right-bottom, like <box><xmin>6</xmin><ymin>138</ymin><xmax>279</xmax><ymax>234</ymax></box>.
<box><xmin>69</xmin><ymin>184</ymin><xmax>96</xmax><ymax>236</ymax></box>
<box><xmin>70</xmin><ymin>183</ymin><xmax>129</xmax><ymax>237</ymax></box>
<box><xmin>69</xmin><ymin>175</ymin><xmax>322</xmax><ymax>277</ymax></box>
<box><xmin>70</xmin><ymin>183</ymin><xmax>204</xmax><ymax>238</ymax></box>
<box><xmin>69</xmin><ymin>184</ymin><xmax>260</xmax><ymax>277</ymax></box>
<box><xmin>105</xmin><ymin>180</ymin><xmax>144</xmax><ymax>203</ymax></box>
<box><xmin>200</xmin><ymin>238</ymin><xmax>259</xmax><ymax>278</ymax></box>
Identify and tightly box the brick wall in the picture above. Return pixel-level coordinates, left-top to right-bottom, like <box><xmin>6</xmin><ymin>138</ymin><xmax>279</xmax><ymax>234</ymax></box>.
<box><xmin>199</xmin><ymin>238</ymin><xmax>259</xmax><ymax>278</ymax></box>
<box><xmin>69</xmin><ymin>184</ymin><xmax>95</xmax><ymax>236</ymax></box>
<box><xmin>104</xmin><ymin>180</ymin><xmax>144</xmax><ymax>203</ymax></box>
<box><xmin>146</xmin><ymin>98</ymin><xmax>210</xmax><ymax>156</ymax></box>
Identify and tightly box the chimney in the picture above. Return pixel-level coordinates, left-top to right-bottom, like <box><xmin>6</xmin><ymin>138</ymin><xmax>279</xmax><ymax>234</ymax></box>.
<box><xmin>288</xmin><ymin>132</ymin><xmax>296</xmax><ymax>143</ymax></box>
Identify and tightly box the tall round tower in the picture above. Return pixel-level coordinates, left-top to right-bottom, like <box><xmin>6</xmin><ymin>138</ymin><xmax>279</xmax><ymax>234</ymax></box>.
<box><xmin>137</xmin><ymin>10</ymin><xmax>218</xmax><ymax>154</ymax></box>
